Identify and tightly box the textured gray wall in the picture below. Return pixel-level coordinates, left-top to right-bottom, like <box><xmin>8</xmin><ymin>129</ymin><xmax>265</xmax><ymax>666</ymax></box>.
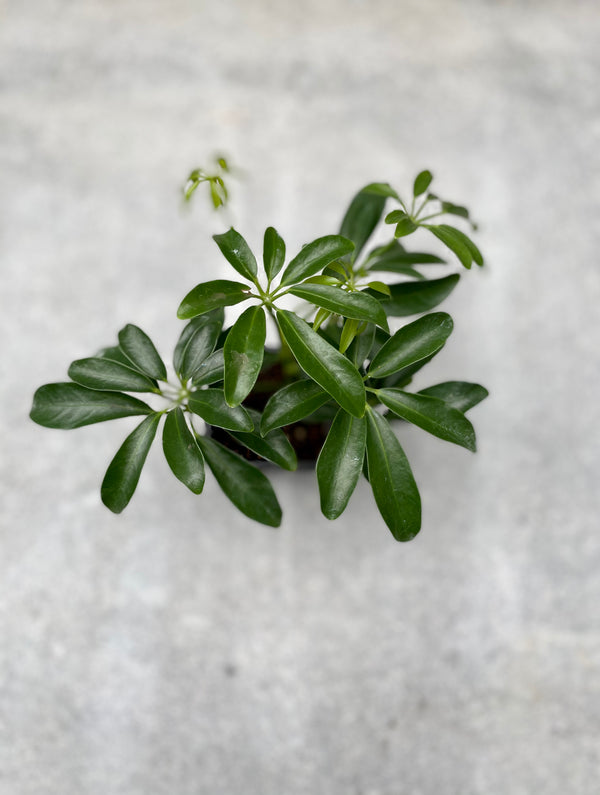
<box><xmin>2</xmin><ymin>1</ymin><xmax>600</xmax><ymax>793</ymax></box>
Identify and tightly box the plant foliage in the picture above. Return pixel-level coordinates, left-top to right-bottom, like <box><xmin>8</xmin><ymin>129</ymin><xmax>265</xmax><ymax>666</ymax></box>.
<box><xmin>31</xmin><ymin>167</ymin><xmax>488</xmax><ymax>540</ymax></box>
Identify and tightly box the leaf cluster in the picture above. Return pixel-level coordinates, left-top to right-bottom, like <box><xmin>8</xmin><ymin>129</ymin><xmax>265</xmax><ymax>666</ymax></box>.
<box><xmin>30</xmin><ymin>170</ymin><xmax>488</xmax><ymax>541</ymax></box>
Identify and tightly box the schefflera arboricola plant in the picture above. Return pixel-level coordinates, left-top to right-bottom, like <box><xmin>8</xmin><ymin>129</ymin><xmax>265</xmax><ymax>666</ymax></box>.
<box><xmin>30</xmin><ymin>169</ymin><xmax>488</xmax><ymax>541</ymax></box>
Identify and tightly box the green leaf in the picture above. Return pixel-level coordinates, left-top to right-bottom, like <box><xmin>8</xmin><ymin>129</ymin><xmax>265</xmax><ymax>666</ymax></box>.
<box><xmin>418</xmin><ymin>381</ymin><xmax>489</xmax><ymax>412</ymax></box>
<box><xmin>188</xmin><ymin>388</ymin><xmax>253</xmax><ymax>431</ymax></box>
<box><xmin>439</xmin><ymin>224</ymin><xmax>483</xmax><ymax>266</ymax></box>
<box><xmin>118</xmin><ymin>324</ymin><xmax>167</xmax><ymax>381</ymax></box>
<box><xmin>276</xmin><ymin>309</ymin><xmax>366</xmax><ymax>418</ymax></box>
<box><xmin>413</xmin><ymin>170</ymin><xmax>433</xmax><ymax>197</ymax></box>
<box><xmin>68</xmin><ymin>358</ymin><xmax>158</xmax><ymax>393</ymax></box>
<box><xmin>196</xmin><ymin>436</ymin><xmax>282</xmax><ymax>527</ymax></box>
<box><xmin>226</xmin><ymin>409</ymin><xmax>297</xmax><ymax>471</ymax></box>
<box><xmin>365</xmin><ymin>408</ymin><xmax>421</xmax><ymax>541</ymax></box>
<box><xmin>289</xmin><ymin>283</ymin><xmax>389</xmax><ymax>330</ymax></box>
<box><xmin>395</xmin><ymin>218</ymin><xmax>418</xmax><ymax>237</ymax></box>
<box><xmin>377</xmin><ymin>388</ymin><xmax>476</xmax><ymax>451</ymax></box>
<box><xmin>339</xmin><ymin>186</ymin><xmax>387</xmax><ymax>260</ymax></box>
<box><xmin>190</xmin><ymin>348</ymin><xmax>225</xmax><ymax>387</ymax></box>
<box><xmin>339</xmin><ymin>318</ymin><xmax>361</xmax><ymax>354</ymax></box>
<box><xmin>385</xmin><ymin>210</ymin><xmax>408</xmax><ymax>225</ymax></box>
<box><xmin>101</xmin><ymin>413</ymin><xmax>161</xmax><ymax>513</ymax></box>
<box><xmin>177</xmin><ymin>280</ymin><xmax>251</xmax><ymax>320</ymax></box>
<box><xmin>176</xmin><ymin>311</ymin><xmax>224</xmax><ymax>381</ymax></box>
<box><xmin>367</xmin><ymin>251</ymin><xmax>446</xmax><ymax>271</ymax></box>
<box><xmin>213</xmin><ymin>228</ymin><xmax>258</xmax><ymax>282</ymax></box>
<box><xmin>279</xmin><ymin>236</ymin><xmax>355</xmax><ymax>288</ymax></box>
<box><xmin>425</xmin><ymin>225</ymin><xmax>473</xmax><ymax>268</ymax></box>
<box><xmin>365</xmin><ymin>281</ymin><xmax>392</xmax><ymax>295</ymax></box>
<box><xmin>316</xmin><ymin>409</ymin><xmax>366</xmax><ymax>519</ymax></box>
<box><xmin>223</xmin><ymin>305</ymin><xmax>266</xmax><ymax>406</ymax></box>
<box><xmin>260</xmin><ymin>380</ymin><xmax>330</xmax><ymax>435</ymax></box>
<box><xmin>347</xmin><ymin>322</ymin><xmax>376</xmax><ymax>368</ymax></box>
<box><xmin>368</xmin><ymin>312</ymin><xmax>453</xmax><ymax>379</ymax></box>
<box><xmin>441</xmin><ymin>201</ymin><xmax>470</xmax><ymax>221</ymax></box>
<box><xmin>373</xmin><ymin>274</ymin><xmax>460</xmax><ymax>316</ymax></box>
<box><xmin>30</xmin><ymin>383</ymin><xmax>153</xmax><ymax>429</ymax></box>
<box><xmin>96</xmin><ymin>345</ymin><xmax>137</xmax><ymax>368</ymax></box>
<box><xmin>312</xmin><ymin>307</ymin><xmax>332</xmax><ymax>331</ymax></box>
<box><xmin>362</xmin><ymin>182</ymin><xmax>401</xmax><ymax>200</ymax></box>
<box><xmin>263</xmin><ymin>226</ymin><xmax>286</xmax><ymax>282</ymax></box>
<box><xmin>303</xmin><ymin>275</ymin><xmax>343</xmax><ymax>286</ymax></box>
<box><xmin>162</xmin><ymin>407</ymin><xmax>205</xmax><ymax>493</ymax></box>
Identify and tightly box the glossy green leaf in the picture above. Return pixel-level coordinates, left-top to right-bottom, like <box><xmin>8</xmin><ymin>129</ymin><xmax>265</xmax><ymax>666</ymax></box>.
<box><xmin>368</xmin><ymin>312</ymin><xmax>453</xmax><ymax>379</ymax></box>
<box><xmin>263</xmin><ymin>226</ymin><xmax>286</xmax><ymax>282</ymax></box>
<box><xmin>365</xmin><ymin>408</ymin><xmax>421</xmax><ymax>541</ymax></box>
<box><xmin>162</xmin><ymin>407</ymin><xmax>205</xmax><ymax>493</ymax></box>
<box><xmin>213</xmin><ymin>228</ymin><xmax>258</xmax><ymax>282</ymax></box>
<box><xmin>224</xmin><ymin>305</ymin><xmax>266</xmax><ymax>406</ymax></box>
<box><xmin>303</xmin><ymin>275</ymin><xmax>343</xmax><ymax>286</ymax></box>
<box><xmin>68</xmin><ymin>358</ymin><xmax>158</xmax><ymax>393</ymax></box>
<box><xmin>118</xmin><ymin>325</ymin><xmax>167</xmax><ymax>381</ymax></box>
<box><xmin>227</xmin><ymin>410</ymin><xmax>297</xmax><ymax>471</ymax></box>
<box><xmin>279</xmin><ymin>236</ymin><xmax>355</xmax><ymax>288</ymax></box>
<box><xmin>30</xmin><ymin>383</ymin><xmax>154</xmax><ymax>429</ymax></box>
<box><xmin>196</xmin><ymin>436</ymin><xmax>282</xmax><ymax>527</ymax></box>
<box><xmin>413</xmin><ymin>170</ymin><xmax>433</xmax><ymax>196</ymax></box>
<box><xmin>347</xmin><ymin>322</ymin><xmax>376</xmax><ymax>368</ymax></box>
<box><xmin>366</xmin><ymin>281</ymin><xmax>392</xmax><ymax>295</ymax></box>
<box><xmin>260</xmin><ymin>380</ymin><xmax>330</xmax><ymax>435</ymax></box>
<box><xmin>101</xmin><ymin>413</ymin><xmax>161</xmax><ymax>513</ymax></box>
<box><xmin>177</xmin><ymin>311</ymin><xmax>223</xmax><ymax>381</ymax></box>
<box><xmin>177</xmin><ymin>280</ymin><xmax>251</xmax><ymax>320</ymax></box>
<box><xmin>425</xmin><ymin>225</ymin><xmax>473</xmax><ymax>268</ymax></box>
<box><xmin>377</xmin><ymin>388</ymin><xmax>476</xmax><ymax>451</ymax></box>
<box><xmin>276</xmin><ymin>309</ymin><xmax>366</xmax><ymax>418</ymax></box>
<box><xmin>190</xmin><ymin>348</ymin><xmax>225</xmax><ymax>387</ymax></box>
<box><xmin>374</xmin><ymin>274</ymin><xmax>460</xmax><ymax>316</ymax></box>
<box><xmin>289</xmin><ymin>283</ymin><xmax>389</xmax><ymax>330</ymax></box>
<box><xmin>188</xmin><ymin>388</ymin><xmax>253</xmax><ymax>432</ymax></box>
<box><xmin>312</xmin><ymin>307</ymin><xmax>332</xmax><ymax>331</ymax></box>
<box><xmin>316</xmin><ymin>409</ymin><xmax>366</xmax><ymax>519</ymax></box>
<box><xmin>418</xmin><ymin>381</ymin><xmax>489</xmax><ymax>412</ymax></box>
<box><xmin>339</xmin><ymin>318</ymin><xmax>361</xmax><ymax>354</ymax></box>
<box><xmin>339</xmin><ymin>186</ymin><xmax>387</xmax><ymax>259</ymax></box>
<box><xmin>96</xmin><ymin>345</ymin><xmax>137</xmax><ymax>368</ymax></box>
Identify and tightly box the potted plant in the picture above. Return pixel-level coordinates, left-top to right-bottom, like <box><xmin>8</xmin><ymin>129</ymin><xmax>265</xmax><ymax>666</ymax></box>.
<box><xmin>30</xmin><ymin>161</ymin><xmax>488</xmax><ymax>542</ymax></box>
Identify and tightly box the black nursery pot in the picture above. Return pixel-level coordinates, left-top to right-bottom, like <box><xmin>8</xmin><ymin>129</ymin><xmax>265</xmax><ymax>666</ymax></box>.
<box><xmin>208</xmin><ymin>358</ymin><xmax>332</xmax><ymax>465</ymax></box>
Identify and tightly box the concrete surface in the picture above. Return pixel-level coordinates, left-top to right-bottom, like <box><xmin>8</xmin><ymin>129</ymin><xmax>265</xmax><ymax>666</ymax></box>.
<box><xmin>1</xmin><ymin>1</ymin><xmax>600</xmax><ymax>793</ymax></box>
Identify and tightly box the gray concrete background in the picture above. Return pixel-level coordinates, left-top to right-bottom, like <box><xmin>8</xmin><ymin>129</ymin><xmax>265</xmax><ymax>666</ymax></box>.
<box><xmin>1</xmin><ymin>1</ymin><xmax>600</xmax><ymax>793</ymax></box>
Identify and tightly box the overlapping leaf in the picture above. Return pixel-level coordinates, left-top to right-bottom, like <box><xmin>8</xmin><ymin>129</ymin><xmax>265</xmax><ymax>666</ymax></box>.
<box><xmin>261</xmin><ymin>380</ymin><xmax>330</xmax><ymax>435</ymax></box>
<box><xmin>365</xmin><ymin>408</ymin><xmax>421</xmax><ymax>541</ymax></box>
<box><xmin>317</xmin><ymin>410</ymin><xmax>366</xmax><ymax>519</ymax></box>
<box><xmin>118</xmin><ymin>325</ymin><xmax>167</xmax><ymax>381</ymax></box>
<box><xmin>30</xmin><ymin>383</ymin><xmax>154</xmax><ymax>429</ymax></box>
<box><xmin>196</xmin><ymin>436</ymin><xmax>282</xmax><ymax>527</ymax></box>
<box><xmin>177</xmin><ymin>280</ymin><xmax>251</xmax><ymax>320</ymax></box>
<box><xmin>368</xmin><ymin>312</ymin><xmax>453</xmax><ymax>379</ymax></box>
<box><xmin>377</xmin><ymin>388</ymin><xmax>476</xmax><ymax>451</ymax></box>
<box><xmin>162</xmin><ymin>408</ymin><xmax>205</xmax><ymax>493</ymax></box>
<box><xmin>279</xmin><ymin>236</ymin><xmax>355</xmax><ymax>287</ymax></box>
<box><xmin>276</xmin><ymin>309</ymin><xmax>365</xmax><ymax>418</ymax></box>
<box><xmin>223</xmin><ymin>305</ymin><xmax>266</xmax><ymax>406</ymax></box>
<box><xmin>101</xmin><ymin>413</ymin><xmax>162</xmax><ymax>513</ymax></box>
